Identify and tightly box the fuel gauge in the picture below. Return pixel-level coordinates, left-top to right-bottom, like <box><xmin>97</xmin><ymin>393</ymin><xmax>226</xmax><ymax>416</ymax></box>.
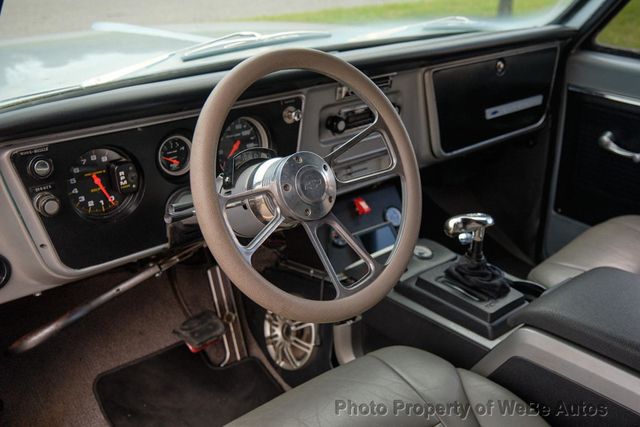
<box><xmin>158</xmin><ymin>135</ymin><xmax>191</xmax><ymax>176</ymax></box>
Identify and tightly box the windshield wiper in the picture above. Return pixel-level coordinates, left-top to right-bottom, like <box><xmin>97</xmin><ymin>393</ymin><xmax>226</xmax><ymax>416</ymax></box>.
<box><xmin>180</xmin><ymin>31</ymin><xmax>331</xmax><ymax>62</ymax></box>
<box><xmin>420</xmin><ymin>15</ymin><xmax>498</xmax><ymax>32</ymax></box>
<box><xmin>422</xmin><ymin>15</ymin><xmax>476</xmax><ymax>29</ymax></box>
<box><xmin>81</xmin><ymin>30</ymin><xmax>331</xmax><ymax>87</ymax></box>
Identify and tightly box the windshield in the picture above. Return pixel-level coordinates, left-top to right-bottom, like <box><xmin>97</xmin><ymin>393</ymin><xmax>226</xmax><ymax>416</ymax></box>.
<box><xmin>0</xmin><ymin>0</ymin><xmax>573</xmax><ymax>111</ymax></box>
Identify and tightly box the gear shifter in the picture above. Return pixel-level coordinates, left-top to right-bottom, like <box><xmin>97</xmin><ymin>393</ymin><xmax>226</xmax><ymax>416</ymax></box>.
<box><xmin>443</xmin><ymin>213</ymin><xmax>510</xmax><ymax>300</ymax></box>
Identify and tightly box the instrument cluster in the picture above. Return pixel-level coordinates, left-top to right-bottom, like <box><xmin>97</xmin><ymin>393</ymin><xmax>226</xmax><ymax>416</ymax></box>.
<box><xmin>9</xmin><ymin>96</ymin><xmax>302</xmax><ymax>269</ymax></box>
<box><xmin>57</xmin><ymin>116</ymin><xmax>273</xmax><ymax>223</ymax></box>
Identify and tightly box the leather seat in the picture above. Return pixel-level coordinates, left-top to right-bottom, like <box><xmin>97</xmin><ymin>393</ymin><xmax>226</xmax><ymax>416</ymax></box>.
<box><xmin>529</xmin><ymin>215</ymin><xmax>640</xmax><ymax>288</ymax></box>
<box><xmin>229</xmin><ymin>346</ymin><xmax>547</xmax><ymax>426</ymax></box>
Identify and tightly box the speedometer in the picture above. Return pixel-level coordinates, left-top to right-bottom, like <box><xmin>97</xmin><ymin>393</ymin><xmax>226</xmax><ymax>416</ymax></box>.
<box><xmin>218</xmin><ymin>117</ymin><xmax>269</xmax><ymax>172</ymax></box>
<box><xmin>67</xmin><ymin>148</ymin><xmax>140</xmax><ymax>220</ymax></box>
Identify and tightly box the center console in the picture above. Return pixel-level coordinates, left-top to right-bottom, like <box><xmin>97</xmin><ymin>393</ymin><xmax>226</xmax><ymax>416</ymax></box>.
<box><xmin>353</xmin><ymin>207</ymin><xmax>545</xmax><ymax>368</ymax></box>
<box><xmin>397</xmin><ymin>212</ymin><xmax>543</xmax><ymax>341</ymax></box>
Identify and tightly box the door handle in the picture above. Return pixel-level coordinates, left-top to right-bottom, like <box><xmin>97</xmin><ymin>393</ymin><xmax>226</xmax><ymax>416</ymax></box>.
<box><xmin>598</xmin><ymin>131</ymin><xmax>640</xmax><ymax>163</ymax></box>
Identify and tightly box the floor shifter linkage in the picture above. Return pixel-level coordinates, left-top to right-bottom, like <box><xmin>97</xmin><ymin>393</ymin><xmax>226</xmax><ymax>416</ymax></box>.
<box><xmin>7</xmin><ymin>242</ymin><xmax>205</xmax><ymax>355</ymax></box>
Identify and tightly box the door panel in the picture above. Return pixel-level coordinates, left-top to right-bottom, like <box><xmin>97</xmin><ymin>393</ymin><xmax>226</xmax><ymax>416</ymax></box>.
<box><xmin>555</xmin><ymin>87</ymin><xmax>640</xmax><ymax>225</ymax></box>
<box><xmin>544</xmin><ymin>51</ymin><xmax>640</xmax><ymax>255</ymax></box>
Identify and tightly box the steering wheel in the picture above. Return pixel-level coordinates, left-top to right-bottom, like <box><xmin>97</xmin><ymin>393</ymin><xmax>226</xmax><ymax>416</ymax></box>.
<box><xmin>190</xmin><ymin>48</ymin><xmax>421</xmax><ymax>323</ymax></box>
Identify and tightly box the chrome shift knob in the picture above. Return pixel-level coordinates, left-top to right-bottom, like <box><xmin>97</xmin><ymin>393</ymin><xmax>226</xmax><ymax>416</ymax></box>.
<box><xmin>444</xmin><ymin>213</ymin><xmax>494</xmax><ymax>261</ymax></box>
<box><xmin>444</xmin><ymin>213</ymin><xmax>494</xmax><ymax>239</ymax></box>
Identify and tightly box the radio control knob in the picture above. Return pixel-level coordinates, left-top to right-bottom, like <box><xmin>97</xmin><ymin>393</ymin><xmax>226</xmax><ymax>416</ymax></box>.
<box><xmin>33</xmin><ymin>192</ymin><xmax>61</xmax><ymax>217</ymax></box>
<box><xmin>326</xmin><ymin>115</ymin><xmax>347</xmax><ymax>134</ymax></box>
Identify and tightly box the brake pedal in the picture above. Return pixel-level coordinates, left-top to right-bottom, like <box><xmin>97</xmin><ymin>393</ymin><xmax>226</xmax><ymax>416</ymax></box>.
<box><xmin>173</xmin><ymin>310</ymin><xmax>226</xmax><ymax>353</ymax></box>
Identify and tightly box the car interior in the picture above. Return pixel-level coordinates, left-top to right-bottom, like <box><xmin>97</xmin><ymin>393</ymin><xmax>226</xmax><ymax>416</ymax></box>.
<box><xmin>1</xmin><ymin>0</ymin><xmax>639</xmax><ymax>425</ymax></box>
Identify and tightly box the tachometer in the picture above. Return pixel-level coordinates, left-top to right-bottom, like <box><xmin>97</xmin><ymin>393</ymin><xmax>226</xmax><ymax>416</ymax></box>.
<box><xmin>218</xmin><ymin>117</ymin><xmax>269</xmax><ymax>172</ymax></box>
<box><xmin>158</xmin><ymin>135</ymin><xmax>191</xmax><ymax>176</ymax></box>
<box><xmin>67</xmin><ymin>148</ymin><xmax>140</xmax><ymax>219</ymax></box>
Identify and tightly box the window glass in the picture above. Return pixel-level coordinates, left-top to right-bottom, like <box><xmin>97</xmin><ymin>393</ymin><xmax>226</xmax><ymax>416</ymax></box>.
<box><xmin>0</xmin><ymin>0</ymin><xmax>575</xmax><ymax>110</ymax></box>
<box><xmin>596</xmin><ymin>1</ymin><xmax>640</xmax><ymax>55</ymax></box>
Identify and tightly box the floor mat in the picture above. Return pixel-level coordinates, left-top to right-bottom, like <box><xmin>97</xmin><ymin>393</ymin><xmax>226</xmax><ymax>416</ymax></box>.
<box><xmin>94</xmin><ymin>344</ymin><xmax>283</xmax><ymax>426</ymax></box>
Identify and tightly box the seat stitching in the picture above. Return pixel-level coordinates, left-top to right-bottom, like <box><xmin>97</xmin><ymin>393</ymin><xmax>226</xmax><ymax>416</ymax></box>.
<box><xmin>542</xmin><ymin>260</ymin><xmax>587</xmax><ymax>273</ymax></box>
<box><xmin>456</xmin><ymin>369</ymin><xmax>486</xmax><ymax>427</ymax></box>
<box><xmin>368</xmin><ymin>353</ymin><xmax>448</xmax><ymax>427</ymax></box>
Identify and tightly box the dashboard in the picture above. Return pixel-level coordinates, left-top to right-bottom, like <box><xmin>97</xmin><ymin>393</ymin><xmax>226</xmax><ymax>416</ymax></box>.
<box><xmin>0</xmin><ymin>26</ymin><xmax>572</xmax><ymax>304</ymax></box>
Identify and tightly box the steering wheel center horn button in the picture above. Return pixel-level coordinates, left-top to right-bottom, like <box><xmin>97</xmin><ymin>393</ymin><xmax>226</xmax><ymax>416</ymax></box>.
<box><xmin>295</xmin><ymin>167</ymin><xmax>326</xmax><ymax>203</ymax></box>
<box><xmin>277</xmin><ymin>151</ymin><xmax>336</xmax><ymax>221</ymax></box>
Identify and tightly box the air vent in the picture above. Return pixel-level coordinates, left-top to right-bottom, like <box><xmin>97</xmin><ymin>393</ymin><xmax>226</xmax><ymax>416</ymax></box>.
<box><xmin>336</xmin><ymin>73</ymin><xmax>394</xmax><ymax>100</ymax></box>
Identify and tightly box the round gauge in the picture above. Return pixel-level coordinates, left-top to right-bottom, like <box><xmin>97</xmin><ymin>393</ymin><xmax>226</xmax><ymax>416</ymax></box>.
<box><xmin>158</xmin><ymin>135</ymin><xmax>191</xmax><ymax>176</ymax></box>
<box><xmin>67</xmin><ymin>148</ymin><xmax>140</xmax><ymax>219</ymax></box>
<box><xmin>217</xmin><ymin>117</ymin><xmax>269</xmax><ymax>172</ymax></box>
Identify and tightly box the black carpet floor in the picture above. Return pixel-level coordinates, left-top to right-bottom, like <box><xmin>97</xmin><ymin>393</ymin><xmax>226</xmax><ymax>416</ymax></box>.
<box><xmin>94</xmin><ymin>344</ymin><xmax>283</xmax><ymax>426</ymax></box>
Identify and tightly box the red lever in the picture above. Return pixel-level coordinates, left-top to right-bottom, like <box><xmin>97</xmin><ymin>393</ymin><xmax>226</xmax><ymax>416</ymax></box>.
<box><xmin>354</xmin><ymin>197</ymin><xmax>372</xmax><ymax>215</ymax></box>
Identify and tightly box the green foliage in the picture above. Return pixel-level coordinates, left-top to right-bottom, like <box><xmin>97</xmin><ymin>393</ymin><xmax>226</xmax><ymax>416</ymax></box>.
<box><xmin>597</xmin><ymin>0</ymin><xmax>640</xmax><ymax>53</ymax></box>
<box><xmin>253</xmin><ymin>0</ymin><xmax>560</xmax><ymax>23</ymax></box>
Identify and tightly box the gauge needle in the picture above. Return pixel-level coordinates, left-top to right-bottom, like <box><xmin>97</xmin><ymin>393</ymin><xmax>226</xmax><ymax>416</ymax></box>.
<box><xmin>162</xmin><ymin>156</ymin><xmax>180</xmax><ymax>165</ymax></box>
<box><xmin>92</xmin><ymin>173</ymin><xmax>116</xmax><ymax>206</ymax></box>
<box><xmin>227</xmin><ymin>139</ymin><xmax>242</xmax><ymax>159</ymax></box>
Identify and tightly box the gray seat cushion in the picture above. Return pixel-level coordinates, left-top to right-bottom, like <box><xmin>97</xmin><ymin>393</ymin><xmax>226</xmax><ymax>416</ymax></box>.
<box><xmin>228</xmin><ymin>346</ymin><xmax>548</xmax><ymax>426</ymax></box>
<box><xmin>529</xmin><ymin>215</ymin><xmax>640</xmax><ymax>288</ymax></box>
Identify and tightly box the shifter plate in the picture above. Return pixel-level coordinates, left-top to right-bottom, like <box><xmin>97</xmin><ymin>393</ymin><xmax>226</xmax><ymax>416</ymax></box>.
<box><xmin>399</xmin><ymin>260</ymin><xmax>527</xmax><ymax>339</ymax></box>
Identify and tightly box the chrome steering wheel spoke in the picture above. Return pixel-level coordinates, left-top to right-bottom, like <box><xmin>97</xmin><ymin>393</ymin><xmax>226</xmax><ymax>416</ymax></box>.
<box><xmin>218</xmin><ymin>186</ymin><xmax>273</xmax><ymax>209</ymax></box>
<box><xmin>219</xmin><ymin>186</ymin><xmax>285</xmax><ymax>261</ymax></box>
<box><xmin>302</xmin><ymin>212</ymin><xmax>383</xmax><ymax>299</ymax></box>
<box><xmin>324</xmin><ymin>115</ymin><xmax>381</xmax><ymax>165</ymax></box>
<box><xmin>324</xmin><ymin>116</ymin><xmax>399</xmax><ymax>187</ymax></box>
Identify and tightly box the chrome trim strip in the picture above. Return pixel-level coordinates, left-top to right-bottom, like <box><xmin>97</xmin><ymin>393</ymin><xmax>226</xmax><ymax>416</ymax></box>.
<box><xmin>215</xmin><ymin>266</ymin><xmax>242</xmax><ymax>363</ymax></box>
<box><xmin>425</xmin><ymin>43</ymin><xmax>560</xmax><ymax>158</ymax></box>
<box><xmin>0</xmin><ymin>91</ymin><xmax>304</xmax><ymax>281</ymax></box>
<box><xmin>485</xmin><ymin>94</ymin><xmax>544</xmax><ymax>120</ymax></box>
<box><xmin>208</xmin><ymin>267</ymin><xmax>231</xmax><ymax>367</ymax></box>
<box><xmin>568</xmin><ymin>85</ymin><xmax>640</xmax><ymax>108</ymax></box>
<box><xmin>473</xmin><ymin>327</ymin><xmax>640</xmax><ymax>412</ymax></box>
<box><xmin>333</xmin><ymin>317</ymin><xmax>362</xmax><ymax>365</ymax></box>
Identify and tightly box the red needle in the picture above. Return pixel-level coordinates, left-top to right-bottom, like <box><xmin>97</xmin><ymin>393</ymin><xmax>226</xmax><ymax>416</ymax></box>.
<box><xmin>92</xmin><ymin>173</ymin><xmax>116</xmax><ymax>206</ymax></box>
<box><xmin>162</xmin><ymin>156</ymin><xmax>180</xmax><ymax>165</ymax></box>
<box><xmin>227</xmin><ymin>140</ymin><xmax>242</xmax><ymax>159</ymax></box>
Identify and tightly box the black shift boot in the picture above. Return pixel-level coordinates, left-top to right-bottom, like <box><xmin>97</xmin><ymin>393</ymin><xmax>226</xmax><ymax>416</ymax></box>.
<box><xmin>444</xmin><ymin>213</ymin><xmax>511</xmax><ymax>301</ymax></box>
<box><xmin>445</xmin><ymin>255</ymin><xmax>510</xmax><ymax>300</ymax></box>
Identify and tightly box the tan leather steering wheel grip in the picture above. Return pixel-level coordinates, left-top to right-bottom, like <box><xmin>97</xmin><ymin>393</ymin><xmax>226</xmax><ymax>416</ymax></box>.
<box><xmin>190</xmin><ymin>48</ymin><xmax>421</xmax><ymax>323</ymax></box>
